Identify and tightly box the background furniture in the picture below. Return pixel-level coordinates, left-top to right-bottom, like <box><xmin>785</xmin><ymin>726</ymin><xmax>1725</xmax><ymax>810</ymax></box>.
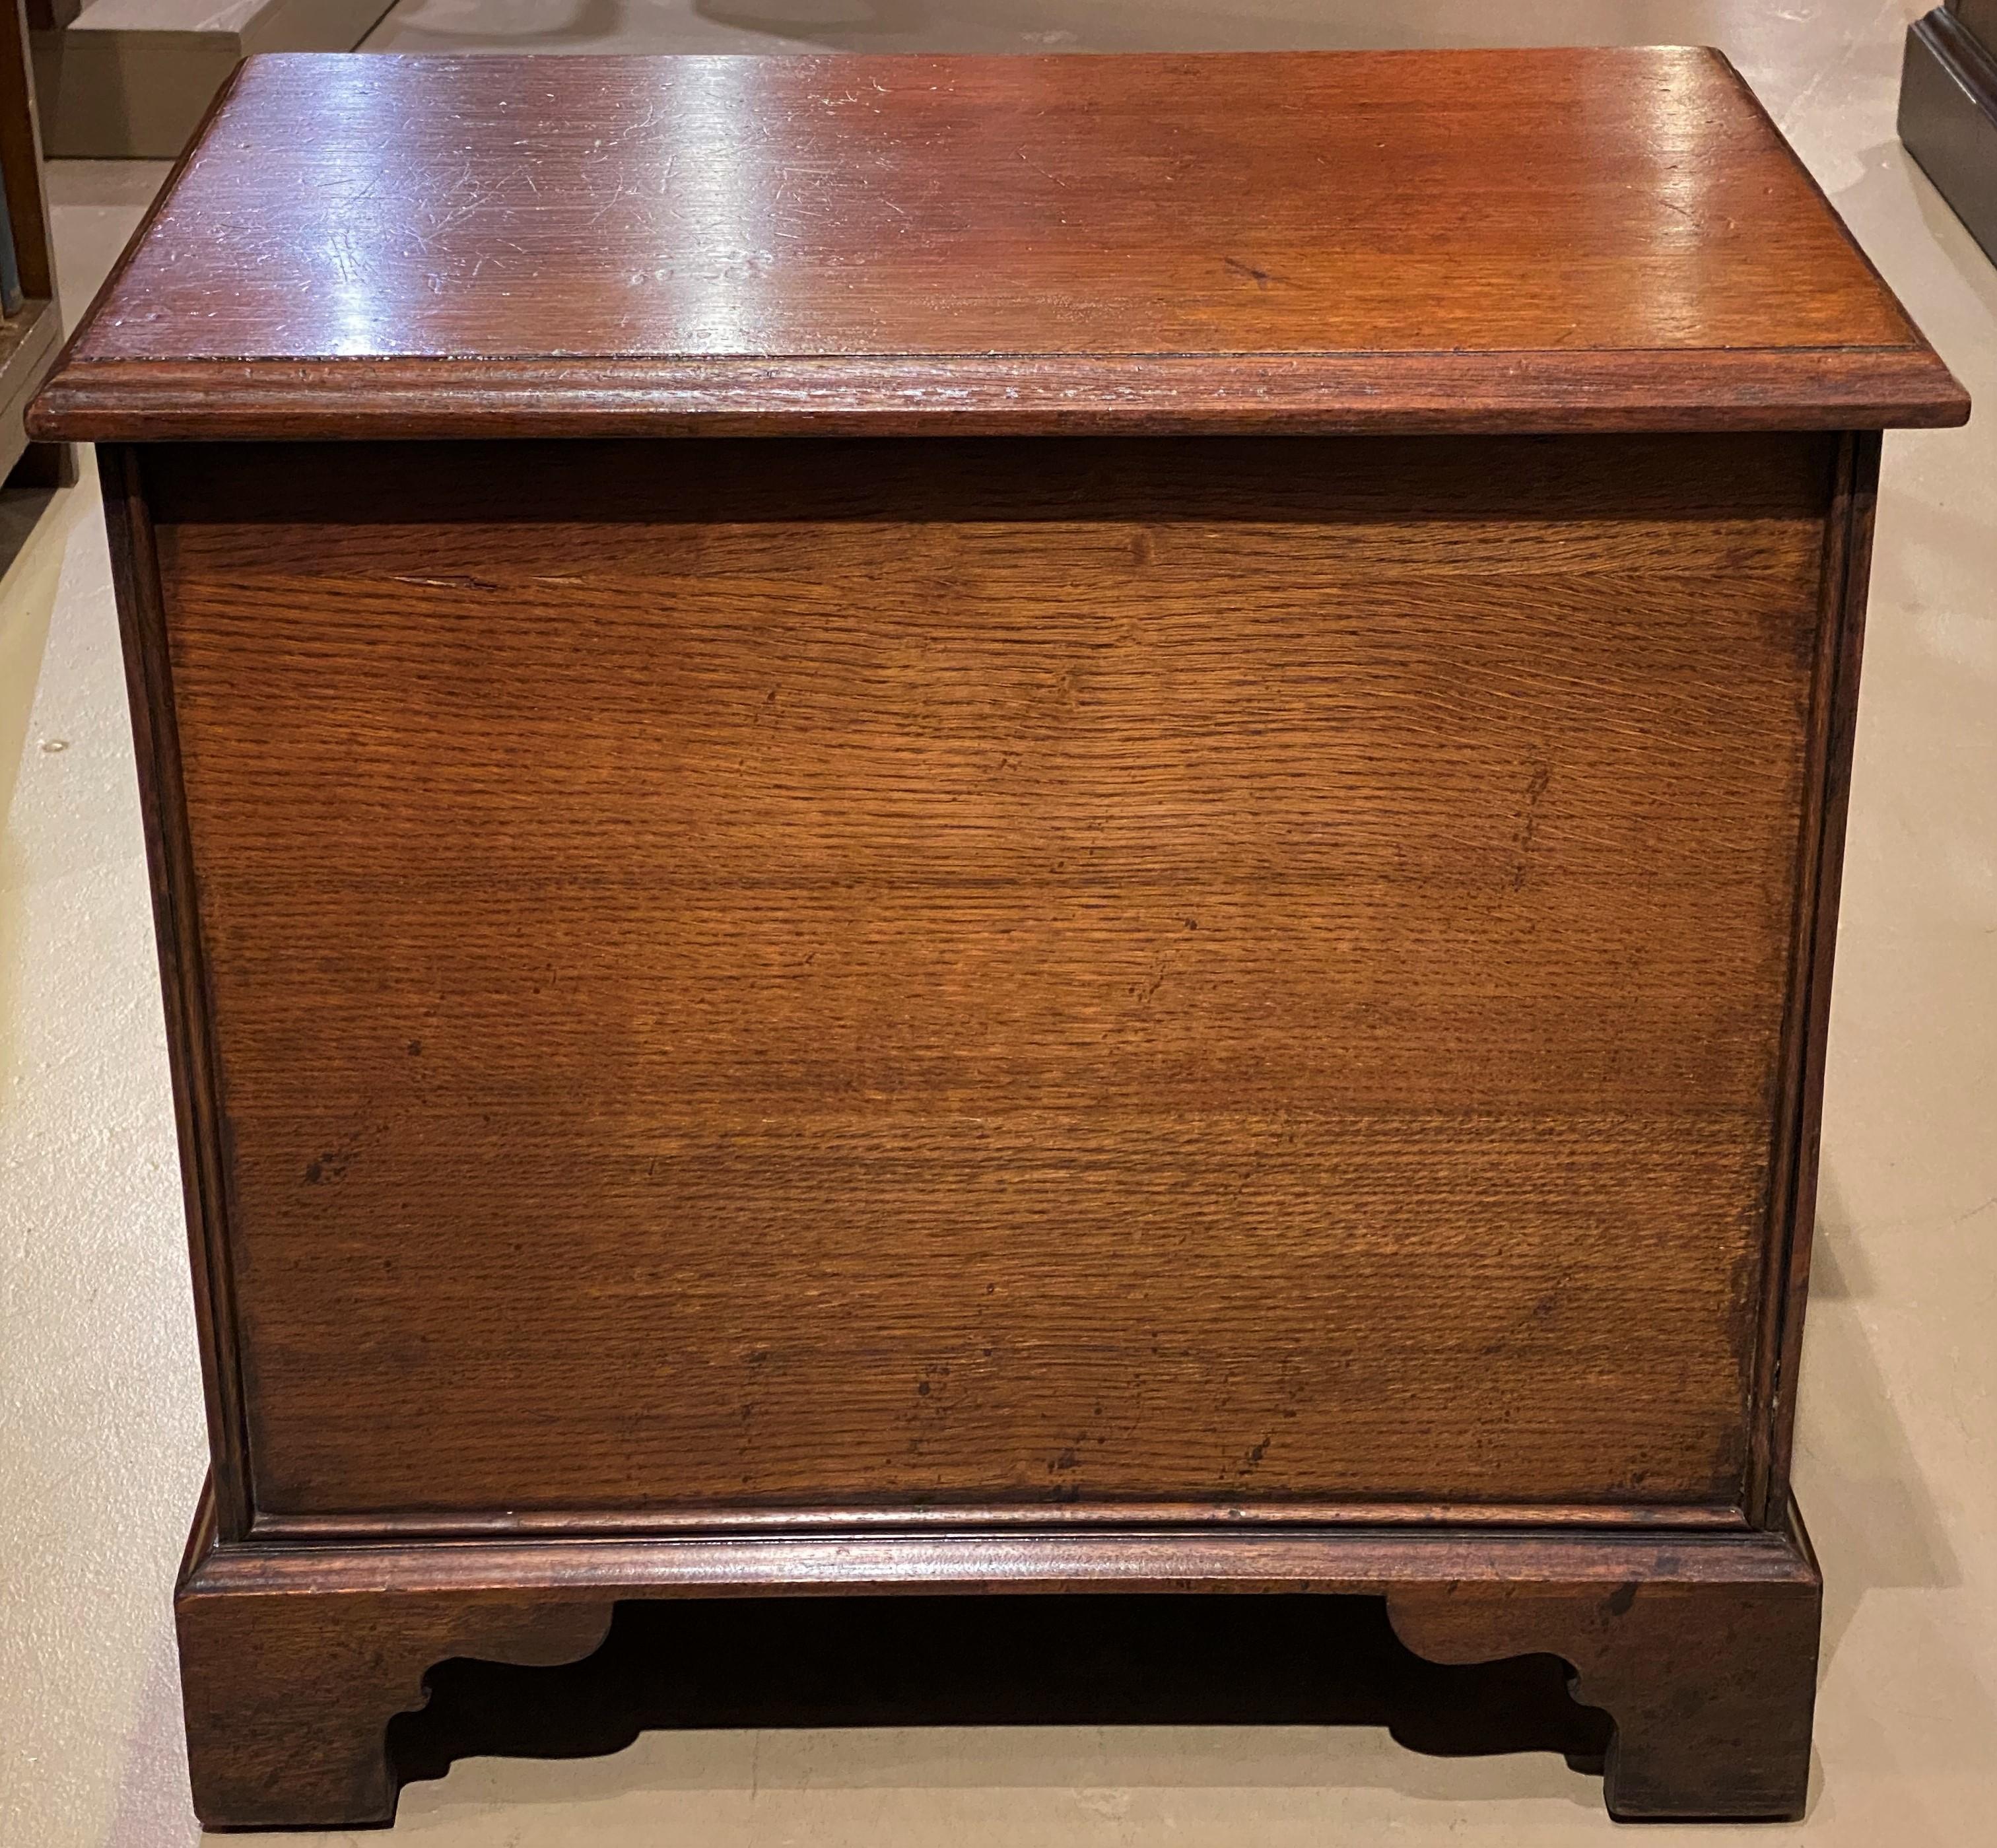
<box><xmin>31</xmin><ymin>46</ymin><xmax>1967</xmax><ymax>1831</ymax></box>
<box><xmin>1903</xmin><ymin>1</ymin><xmax>1997</xmax><ymax>263</ymax></box>
<box><xmin>1</xmin><ymin>0</ymin><xmax>63</xmax><ymax>486</ymax></box>
<box><xmin>28</xmin><ymin>0</ymin><xmax>393</xmax><ymax>158</ymax></box>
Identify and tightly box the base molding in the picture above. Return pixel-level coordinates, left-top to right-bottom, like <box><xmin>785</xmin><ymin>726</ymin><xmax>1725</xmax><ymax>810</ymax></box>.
<box><xmin>1387</xmin><ymin>1554</ymin><xmax>1820</xmax><ymax>1820</ymax></box>
<box><xmin>176</xmin><ymin>1483</ymin><xmax>1820</xmax><ymax>1828</ymax></box>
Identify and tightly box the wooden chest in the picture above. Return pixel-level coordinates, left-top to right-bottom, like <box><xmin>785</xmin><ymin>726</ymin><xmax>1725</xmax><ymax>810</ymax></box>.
<box><xmin>32</xmin><ymin>47</ymin><xmax>1967</xmax><ymax>1828</ymax></box>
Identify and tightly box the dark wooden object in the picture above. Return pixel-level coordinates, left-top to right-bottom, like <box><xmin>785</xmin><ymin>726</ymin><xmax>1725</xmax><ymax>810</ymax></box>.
<box><xmin>32</xmin><ymin>48</ymin><xmax>1966</xmax><ymax>1829</ymax></box>
<box><xmin>22</xmin><ymin>0</ymin><xmax>80</xmax><ymax>33</ymax></box>
<box><xmin>0</xmin><ymin>0</ymin><xmax>67</xmax><ymax>485</ymax></box>
<box><xmin>1903</xmin><ymin>1</ymin><xmax>1997</xmax><ymax>264</ymax></box>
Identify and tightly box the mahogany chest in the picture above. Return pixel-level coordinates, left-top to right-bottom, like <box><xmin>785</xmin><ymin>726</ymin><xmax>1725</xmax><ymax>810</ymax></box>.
<box><xmin>31</xmin><ymin>47</ymin><xmax>1967</xmax><ymax>1827</ymax></box>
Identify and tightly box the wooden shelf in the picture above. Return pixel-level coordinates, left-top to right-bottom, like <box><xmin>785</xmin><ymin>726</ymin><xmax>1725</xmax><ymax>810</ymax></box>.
<box><xmin>1</xmin><ymin>0</ymin><xmax>63</xmax><ymax>485</ymax></box>
<box><xmin>0</xmin><ymin>294</ymin><xmax>57</xmax><ymax>381</ymax></box>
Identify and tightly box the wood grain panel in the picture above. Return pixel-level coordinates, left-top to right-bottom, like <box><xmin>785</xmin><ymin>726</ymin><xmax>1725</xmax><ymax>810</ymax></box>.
<box><xmin>146</xmin><ymin>434</ymin><xmax>1835</xmax><ymax>1522</ymax></box>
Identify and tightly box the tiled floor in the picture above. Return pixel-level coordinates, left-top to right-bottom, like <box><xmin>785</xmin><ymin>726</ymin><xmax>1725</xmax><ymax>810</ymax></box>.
<box><xmin>3</xmin><ymin>3</ymin><xmax>1993</xmax><ymax>1844</ymax></box>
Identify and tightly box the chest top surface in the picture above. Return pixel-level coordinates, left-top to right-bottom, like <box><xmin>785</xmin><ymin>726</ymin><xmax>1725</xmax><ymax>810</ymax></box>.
<box><xmin>31</xmin><ymin>48</ymin><xmax>1966</xmax><ymax>439</ymax></box>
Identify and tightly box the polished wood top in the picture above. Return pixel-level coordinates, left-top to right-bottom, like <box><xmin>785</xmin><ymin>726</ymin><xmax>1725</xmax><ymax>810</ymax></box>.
<box><xmin>33</xmin><ymin>49</ymin><xmax>1967</xmax><ymax>438</ymax></box>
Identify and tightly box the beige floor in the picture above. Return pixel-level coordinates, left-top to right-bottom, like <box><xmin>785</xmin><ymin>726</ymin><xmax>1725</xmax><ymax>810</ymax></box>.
<box><xmin>3</xmin><ymin>2</ymin><xmax>1994</xmax><ymax>1843</ymax></box>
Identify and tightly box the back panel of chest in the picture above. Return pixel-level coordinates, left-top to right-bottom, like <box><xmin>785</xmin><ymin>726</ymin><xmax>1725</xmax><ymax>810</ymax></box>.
<box><xmin>143</xmin><ymin>430</ymin><xmax>1836</xmax><ymax>1530</ymax></box>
